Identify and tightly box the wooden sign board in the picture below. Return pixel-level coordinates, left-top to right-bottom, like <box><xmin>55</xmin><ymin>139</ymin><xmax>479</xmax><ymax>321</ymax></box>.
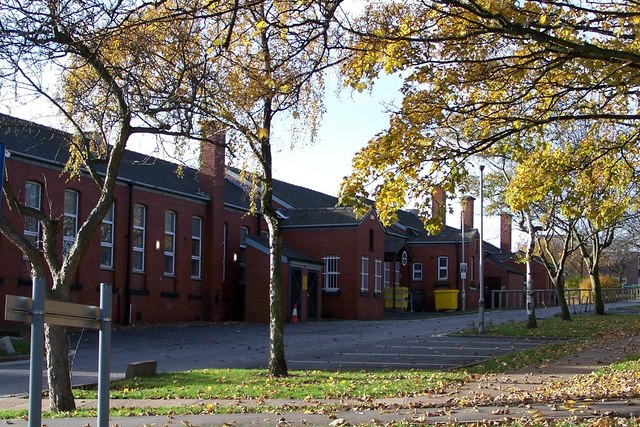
<box><xmin>5</xmin><ymin>295</ymin><xmax>101</xmax><ymax>329</ymax></box>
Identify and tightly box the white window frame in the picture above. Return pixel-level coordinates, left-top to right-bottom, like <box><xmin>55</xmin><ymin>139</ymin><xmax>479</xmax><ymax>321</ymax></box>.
<box><xmin>383</xmin><ymin>261</ymin><xmax>391</xmax><ymax>289</ymax></box>
<box><xmin>323</xmin><ymin>255</ymin><xmax>340</xmax><ymax>292</ymax></box>
<box><xmin>412</xmin><ymin>263</ymin><xmax>423</xmax><ymax>281</ymax></box>
<box><xmin>240</xmin><ymin>226</ymin><xmax>249</xmax><ymax>248</ymax></box>
<box><xmin>191</xmin><ymin>216</ymin><xmax>202</xmax><ymax>279</ymax></box>
<box><xmin>438</xmin><ymin>256</ymin><xmax>449</xmax><ymax>281</ymax></box>
<box><xmin>374</xmin><ymin>259</ymin><xmax>382</xmax><ymax>294</ymax></box>
<box><xmin>164</xmin><ymin>210</ymin><xmax>176</xmax><ymax>276</ymax></box>
<box><xmin>132</xmin><ymin>204</ymin><xmax>146</xmax><ymax>272</ymax></box>
<box><xmin>239</xmin><ymin>226</ymin><xmax>248</xmax><ymax>284</ymax></box>
<box><xmin>24</xmin><ymin>181</ymin><xmax>41</xmax><ymax>248</ymax></box>
<box><xmin>222</xmin><ymin>222</ymin><xmax>228</xmax><ymax>282</ymax></box>
<box><xmin>360</xmin><ymin>256</ymin><xmax>369</xmax><ymax>293</ymax></box>
<box><xmin>63</xmin><ymin>190</ymin><xmax>79</xmax><ymax>255</ymax></box>
<box><xmin>100</xmin><ymin>203</ymin><xmax>114</xmax><ymax>268</ymax></box>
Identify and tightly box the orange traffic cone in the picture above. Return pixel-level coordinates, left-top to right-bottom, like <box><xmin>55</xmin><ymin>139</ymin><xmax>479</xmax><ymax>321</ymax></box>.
<box><xmin>290</xmin><ymin>304</ymin><xmax>299</xmax><ymax>324</ymax></box>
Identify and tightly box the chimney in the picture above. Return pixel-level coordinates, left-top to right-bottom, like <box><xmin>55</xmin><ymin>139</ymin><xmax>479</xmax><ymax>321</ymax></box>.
<box><xmin>431</xmin><ymin>187</ymin><xmax>447</xmax><ymax>226</ymax></box>
<box><xmin>462</xmin><ymin>196</ymin><xmax>475</xmax><ymax>230</ymax></box>
<box><xmin>199</xmin><ymin>125</ymin><xmax>226</xmax><ymax>200</ymax></box>
<box><xmin>500</xmin><ymin>213</ymin><xmax>512</xmax><ymax>253</ymax></box>
<box><xmin>199</xmin><ymin>124</ymin><xmax>226</xmax><ymax>322</ymax></box>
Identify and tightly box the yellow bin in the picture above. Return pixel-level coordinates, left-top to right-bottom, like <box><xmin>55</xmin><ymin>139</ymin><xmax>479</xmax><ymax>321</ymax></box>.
<box><xmin>434</xmin><ymin>289</ymin><xmax>459</xmax><ymax>310</ymax></box>
<box><xmin>384</xmin><ymin>287</ymin><xmax>409</xmax><ymax>309</ymax></box>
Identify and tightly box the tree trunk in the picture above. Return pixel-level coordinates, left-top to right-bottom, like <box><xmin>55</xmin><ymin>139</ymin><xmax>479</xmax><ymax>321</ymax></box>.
<box><xmin>590</xmin><ymin>271</ymin><xmax>605</xmax><ymax>315</ymax></box>
<box><xmin>526</xmin><ymin>290</ymin><xmax>537</xmax><ymax>328</ymax></box>
<box><xmin>44</xmin><ymin>324</ymin><xmax>75</xmax><ymax>411</ymax></box>
<box><xmin>525</xmin><ymin>216</ymin><xmax>537</xmax><ymax>328</ymax></box>
<box><xmin>265</xmin><ymin>213</ymin><xmax>288</xmax><ymax>376</ymax></box>
<box><xmin>553</xmin><ymin>277</ymin><xmax>571</xmax><ymax>321</ymax></box>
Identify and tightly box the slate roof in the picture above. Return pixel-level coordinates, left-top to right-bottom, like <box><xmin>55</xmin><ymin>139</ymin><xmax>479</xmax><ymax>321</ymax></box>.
<box><xmin>0</xmin><ymin>113</ymin><xmax>206</xmax><ymax>201</ymax></box>
<box><xmin>224</xmin><ymin>179</ymin><xmax>253</xmax><ymax>211</ymax></box>
<box><xmin>279</xmin><ymin>206</ymin><xmax>366</xmax><ymax>228</ymax></box>
<box><xmin>392</xmin><ymin>208</ymin><xmax>478</xmax><ymax>244</ymax></box>
<box><xmin>246</xmin><ymin>235</ymin><xmax>322</xmax><ymax>265</ymax></box>
<box><xmin>486</xmin><ymin>252</ymin><xmax>525</xmax><ymax>275</ymax></box>
<box><xmin>384</xmin><ymin>236</ymin><xmax>408</xmax><ymax>255</ymax></box>
<box><xmin>272</xmin><ymin>179</ymin><xmax>339</xmax><ymax>209</ymax></box>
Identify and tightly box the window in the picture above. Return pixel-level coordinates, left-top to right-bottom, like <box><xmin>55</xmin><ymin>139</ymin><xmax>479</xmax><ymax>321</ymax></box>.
<box><xmin>63</xmin><ymin>190</ymin><xmax>79</xmax><ymax>255</ymax></box>
<box><xmin>191</xmin><ymin>217</ymin><xmax>202</xmax><ymax>279</ymax></box>
<box><xmin>24</xmin><ymin>181</ymin><xmax>41</xmax><ymax>247</ymax></box>
<box><xmin>438</xmin><ymin>256</ymin><xmax>449</xmax><ymax>280</ymax></box>
<box><xmin>240</xmin><ymin>226</ymin><xmax>248</xmax><ymax>247</ymax></box>
<box><xmin>374</xmin><ymin>259</ymin><xmax>382</xmax><ymax>294</ymax></box>
<box><xmin>100</xmin><ymin>204</ymin><xmax>114</xmax><ymax>268</ymax></box>
<box><xmin>470</xmin><ymin>256</ymin><xmax>476</xmax><ymax>289</ymax></box>
<box><xmin>222</xmin><ymin>222</ymin><xmax>228</xmax><ymax>282</ymax></box>
<box><xmin>323</xmin><ymin>255</ymin><xmax>340</xmax><ymax>291</ymax></box>
<box><xmin>471</xmin><ymin>256</ymin><xmax>475</xmax><ymax>281</ymax></box>
<box><xmin>383</xmin><ymin>262</ymin><xmax>391</xmax><ymax>288</ymax></box>
<box><xmin>132</xmin><ymin>204</ymin><xmax>146</xmax><ymax>272</ymax></box>
<box><xmin>239</xmin><ymin>226</ymin><xmax>248</xmax><ymax>284</ymax></box>
<box><xmin>412</xmin><ymin>263</ymin><xmax>423</xmax><ymax>281</ymax></box>
<box><xmin>360</xmin><ymin>256</ymin><xmax>369</xmax><ymax>293</ymax></box>
<box><xmin>164</xmin><ymin>211</ymin><xmax>176</xmax><ymax>276</ymax></box>
<box><xmin>395</xmin><ymin>261</ymin><xmax>400</xmax><ymax>285</ymax></box>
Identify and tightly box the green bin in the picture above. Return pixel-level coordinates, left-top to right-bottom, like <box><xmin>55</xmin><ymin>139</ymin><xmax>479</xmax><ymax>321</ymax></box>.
<box><xmin>434</xmin><ymin>289</ymin><xmax>459</xmax><ymax>310</ymax></box>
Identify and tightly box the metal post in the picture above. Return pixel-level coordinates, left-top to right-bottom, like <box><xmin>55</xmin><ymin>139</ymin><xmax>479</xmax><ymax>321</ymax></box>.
<box><xmin>0</xmin><ymin>143</ymin><xmax>5</xmax><ymax>214</ymax></box>
<box><xmin>97</xmin><ymin>283</ymin><xmax>112</xmax><ymax>427</ymax></box>
<box><xmin>28</xmin><ymin>277</ymin><xmax>45</xmax><ymax>427</ymax></box>
<box><xmin>461</xmin><ymin>199</ymin><xmax>466</xmax><ymax>311</ymax></box>
<box><xmin>478</xmin><ymin>165</ymin><xmax>485</xmax><ymax>334</ymax></box>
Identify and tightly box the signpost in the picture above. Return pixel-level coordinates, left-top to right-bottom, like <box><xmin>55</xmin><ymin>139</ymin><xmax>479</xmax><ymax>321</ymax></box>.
<box><xmin>460</xmin><ymin>262</ymin><xmax>467</xmax><ymax>280</ymax></box>
<box><xmin>5</xmin><ymin>280</ymin><xmax>112</xmax><ymax>427</ymax></box>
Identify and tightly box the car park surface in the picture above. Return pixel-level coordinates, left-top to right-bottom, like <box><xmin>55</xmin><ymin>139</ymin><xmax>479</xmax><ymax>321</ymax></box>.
<box><xmin>1</xmin><ymin>302</ymin><xmax>636</xmax><ymax>397</ymax></box>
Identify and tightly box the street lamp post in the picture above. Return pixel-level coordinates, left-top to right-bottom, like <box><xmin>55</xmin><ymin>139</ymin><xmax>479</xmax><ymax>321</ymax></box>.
<box><xmin>0</xmin><ymin>143</ymin><xmax>5</xmax><ymax>214</ymax></box>
<box><xmin>478</xmin><ymin>165</ymin><xmax>485</xmax><ymax>334</ymax></box>
<box><xmin>460</xmin><ymin>199</ymin><xmax>466</xmax><ymax>312</ymax></box>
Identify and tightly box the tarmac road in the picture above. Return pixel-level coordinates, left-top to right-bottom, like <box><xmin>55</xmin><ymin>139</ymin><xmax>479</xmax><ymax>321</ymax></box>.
<box><xmin>1</xmin><ymin>301</ymin><xmax>637</xmax><ymax>397</ymax></box>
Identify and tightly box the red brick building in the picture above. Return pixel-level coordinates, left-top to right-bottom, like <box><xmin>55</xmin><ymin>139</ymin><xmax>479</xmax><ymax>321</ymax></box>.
<box><xmin>0</xmin><ymin>114</ymin><xmax>550</xmax><ymax>326</ymax></box>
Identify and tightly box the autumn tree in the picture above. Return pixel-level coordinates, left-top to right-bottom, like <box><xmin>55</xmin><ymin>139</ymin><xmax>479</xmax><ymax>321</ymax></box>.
<box><xmin>194</xmin><ymin>1</ymin><xmax>343</xmax><ymax>376</ymax></box>
<box><xmin>0</xmin><ymin>0</ymin><xmax>238</xmax><ymax>411</ymax></box>
<box><xmin>338</xmin><ymin>0</ymin><xmax>640</xmax><ymax>234</ymax></box>
<box><xmin>507</xmin><ymin>122</ymin><xmax>640</xmax><ymax>316</ymax></box>
<box><xmin>600</xmin><ymin>229</ymin><xmax>639</xmax><ymax>283</ymax></box>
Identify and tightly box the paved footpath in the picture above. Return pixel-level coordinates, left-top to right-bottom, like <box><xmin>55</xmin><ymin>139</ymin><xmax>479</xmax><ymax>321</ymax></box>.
<box><xmin>2</xmin><ymin>301</ymin><xmax>640</xmax><ymax>426</ymax></box>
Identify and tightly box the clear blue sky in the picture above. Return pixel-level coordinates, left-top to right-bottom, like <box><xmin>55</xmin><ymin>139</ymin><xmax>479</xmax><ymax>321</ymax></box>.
<box><xmin>271</xmin><ymin>75</ymin><xmax>403</xmax><ymax>198</ymax></box>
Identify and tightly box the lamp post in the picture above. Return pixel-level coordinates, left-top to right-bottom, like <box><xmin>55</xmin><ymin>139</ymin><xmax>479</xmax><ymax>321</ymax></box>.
<box><xmin>460</xmin><ymin>198</ymin><xmax>466</xmax><ymax>312</ymax></box>
<box><xmin>478</xmin><ymin>165</ymin><xmax>485</xmax><ymax>334</ymax></box>
<box><xmin>0</xmin><ymin>143</ymin><xmax>5</xmax><ymax>214</ymax></box>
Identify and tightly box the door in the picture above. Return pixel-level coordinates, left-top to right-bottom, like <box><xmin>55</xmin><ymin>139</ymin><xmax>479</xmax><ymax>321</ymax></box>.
<box><xmin>290</xmin><ymin>268</ymin><xmax>303</xmax><ymax>322</ymax></box>
<box><xmin>306</xmin><ymin>270</ymin><xmax>319</xmax><ymax>321</ymax></box>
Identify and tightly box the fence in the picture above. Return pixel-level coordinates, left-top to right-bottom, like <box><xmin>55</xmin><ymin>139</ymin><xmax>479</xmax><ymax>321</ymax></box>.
<box><xmin>490</xmin><ymin>286</ymin><xmax>640</xmax><ymax>312</ymax></box>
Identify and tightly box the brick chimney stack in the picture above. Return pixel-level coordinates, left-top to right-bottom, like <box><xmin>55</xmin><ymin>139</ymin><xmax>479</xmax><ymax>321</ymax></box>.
<box><xmin>462</xmin><ymin>196</ymin><xmax>475</xmax><ymax>230</ymax></box>
<box><xmin>500</xmin><ymin>213</ymin><xmax>513</xmax><ymax>253</ymax></box>
<box><xmin>431</xmin><ymin>187</ymin><xmax>447</xmax><ymax>226</ymax></box>
<box><xmin>198</xmin><ymin>123</ymin><xmax>226</xmax><ymax>322</ymax></box>
<box><xmin>199</xmin><ymin>126</ymin><xmax>226</xmax><ymax>200</ymax></box>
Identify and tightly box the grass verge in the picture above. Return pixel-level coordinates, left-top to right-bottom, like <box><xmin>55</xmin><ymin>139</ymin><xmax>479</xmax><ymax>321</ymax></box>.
<box><xmin>2</xmin><ymin>312</ymin><xmax>639</xmax><ymax>420</ymax></box>
<box><xmin>0</xmin><ymin>337</ymin><xmax>29</xmax><ymax>358</ymax></box>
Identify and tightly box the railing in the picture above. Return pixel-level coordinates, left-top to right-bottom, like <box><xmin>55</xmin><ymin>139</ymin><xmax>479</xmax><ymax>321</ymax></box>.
<box><xmin>490</xmin><ymin>286</ymin><xmax>640</xmax><ymax>311</ymax></box>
